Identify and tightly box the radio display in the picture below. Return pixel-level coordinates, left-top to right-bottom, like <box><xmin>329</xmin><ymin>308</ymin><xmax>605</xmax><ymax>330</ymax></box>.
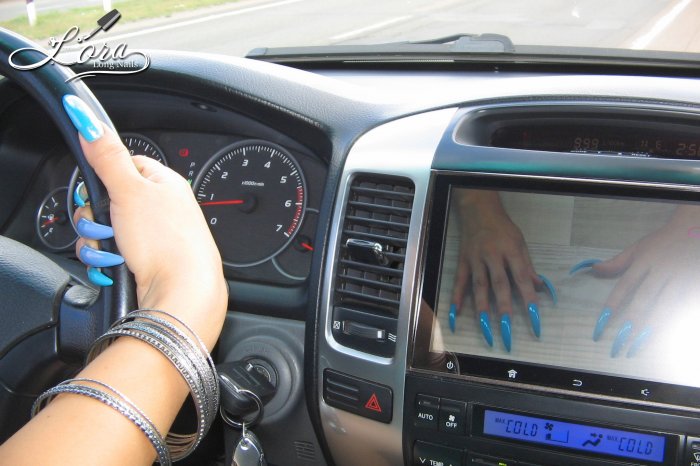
<box><xmin>491</xmin><ymin>124</ymin><xmax>700</xmax><ymax>159</ymax></box>
<box><xmin>481</xmin><ymin>409</ymin><xmax>666</xmax><ymax>463</ymax></box>
<box><xmin>413</xmin><ymin>175</ymin><xmax>700</xmax><ymax>408</ymax></box>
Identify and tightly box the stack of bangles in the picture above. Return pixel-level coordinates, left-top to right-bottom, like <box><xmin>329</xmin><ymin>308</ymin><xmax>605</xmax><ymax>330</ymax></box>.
<box><xmin>30</xmin><ymin>310</ymin><xmax>220</xmax><ymax>466</ymax></box>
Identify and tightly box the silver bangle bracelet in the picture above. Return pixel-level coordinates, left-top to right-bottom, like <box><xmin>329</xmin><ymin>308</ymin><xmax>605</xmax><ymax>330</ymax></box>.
<box><xmin>127</xmin><ymin>311</ymin><xmax>218</xmax><ymax>398</ymax></box>
<box><xmin>31</xmin><ymin>378</ymin><xmax>172</xmax><ymax>466</ymax></box>
<box><xmin>89</xmin><ymin>323</ymin><xmax>206</xmax><ymax>460</ymax></box>
<box><xmin>87</xmin><ymin>310</ymin><xmax>219</xmax><ymax>461</ymax></box>
<box><xmin>122</xmin><ymin>311</ymin><xmax>219</xmax><ymax>412</ymax></box>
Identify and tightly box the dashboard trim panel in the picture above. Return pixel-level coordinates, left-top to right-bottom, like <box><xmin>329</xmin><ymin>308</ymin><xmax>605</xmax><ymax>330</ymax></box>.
<box><xmin>317</xmin><ymin>108</ymin><xmax>457</xmax><ymax>466</ymax></box>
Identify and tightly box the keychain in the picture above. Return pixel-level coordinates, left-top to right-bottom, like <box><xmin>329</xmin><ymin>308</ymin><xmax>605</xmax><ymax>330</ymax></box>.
<box><xmin>219</xmin><ymin>386</ymin><xmax>267</xmax><ymax>466</ymax></box>
<box><xmin>232</xmin><ymin>422</ymin><xmax>267</xmax><ymax>466</ymax></box>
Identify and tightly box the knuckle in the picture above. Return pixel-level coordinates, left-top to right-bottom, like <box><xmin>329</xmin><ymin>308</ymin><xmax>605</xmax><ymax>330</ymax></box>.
<box><xmin>473</xmin><ymin>276</ymin><xmax>489</xmax><ymax>290</ymax></box>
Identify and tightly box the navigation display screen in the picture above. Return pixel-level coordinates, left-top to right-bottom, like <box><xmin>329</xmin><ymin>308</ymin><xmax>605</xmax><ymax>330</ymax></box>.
<box><xmin>414</xmin><ymin>176</ymin><xmax>700</xmax><ymax>406</ymax></box>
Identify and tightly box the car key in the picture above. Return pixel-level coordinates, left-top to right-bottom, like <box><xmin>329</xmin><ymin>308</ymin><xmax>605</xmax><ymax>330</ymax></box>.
<box><xmin>218</xmin><ymin>360</ymin><xmax>276</xmax><ymax>418</ymax></box>
<box><xmin>232</xmin><ymin>424</ymin><xmax>267</xmax><ymax>466</ymax></box>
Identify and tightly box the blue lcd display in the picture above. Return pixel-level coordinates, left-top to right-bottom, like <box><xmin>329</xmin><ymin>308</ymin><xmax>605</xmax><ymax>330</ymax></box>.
<box><xmin>483</xmin><ymin>410</ymin><xmax>666</xmax><ymax>463</ymax></box>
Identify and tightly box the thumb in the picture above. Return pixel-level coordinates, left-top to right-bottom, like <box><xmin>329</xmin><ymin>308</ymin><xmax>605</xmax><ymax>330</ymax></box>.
<box><xmin>592</xmin><ymin>245</ymin><xmax>636</xmax><ymax>278</ymax></box>
<box><xmin>63</xmin><ymin>95</ymin><xmax>141</xmax><ymax>196</ymax></box>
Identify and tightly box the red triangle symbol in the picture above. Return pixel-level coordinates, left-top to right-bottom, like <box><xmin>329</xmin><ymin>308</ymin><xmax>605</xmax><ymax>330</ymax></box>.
<box><xmin>364</xmin><ymin>393</ymin><xmax>382</xmax><ymax>413</ymax></box>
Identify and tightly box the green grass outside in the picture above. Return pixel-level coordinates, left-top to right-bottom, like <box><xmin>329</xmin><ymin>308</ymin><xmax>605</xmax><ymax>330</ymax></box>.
<box><xmin>0</xmin><ymin>0</ymin><xmax>237</xmax><ymax>41</ymax></box>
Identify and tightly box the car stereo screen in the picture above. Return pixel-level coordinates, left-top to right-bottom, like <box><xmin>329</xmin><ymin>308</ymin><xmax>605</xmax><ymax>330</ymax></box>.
<box><xmin>428</xmin><ymin>187</ymin><xmax>700</xmax><ymax>391</ymax></box>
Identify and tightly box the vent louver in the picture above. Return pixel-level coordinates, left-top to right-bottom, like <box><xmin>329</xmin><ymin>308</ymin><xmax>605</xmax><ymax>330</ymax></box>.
<box><xmin>334</xmin><ymin>175</ymin><xmax>415</xmax><ymax>317</ymax></box>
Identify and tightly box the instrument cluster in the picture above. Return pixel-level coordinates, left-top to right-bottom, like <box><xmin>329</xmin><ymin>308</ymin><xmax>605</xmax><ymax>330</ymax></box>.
<box><xmin>37</xmin><ymin>131</ymin><xmax>325</xmax><ymax>286</ymax></box>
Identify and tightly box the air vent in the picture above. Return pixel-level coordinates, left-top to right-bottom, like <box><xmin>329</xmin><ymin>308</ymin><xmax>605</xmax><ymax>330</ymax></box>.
<box><xmin>331</xmin><ymin>174</ymin><xmax>414</xmax><ymax>356</ymax></box>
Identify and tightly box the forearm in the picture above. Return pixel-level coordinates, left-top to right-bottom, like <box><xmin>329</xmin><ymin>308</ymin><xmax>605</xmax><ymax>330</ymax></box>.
<box><xmin>0</xmin><ymin>336</ymin><xmax>191</xmax><ymax>466</ymax></box>
<box><xmin>0</xmin><ymin>284</ymin><xmax>226</xmax><ymax>466</ymax></box>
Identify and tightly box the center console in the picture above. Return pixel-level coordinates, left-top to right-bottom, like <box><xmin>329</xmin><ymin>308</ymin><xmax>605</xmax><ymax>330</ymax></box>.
<box><xmin>318</xmin><ymin>103</ymin><xmax>700</xmax><ymax>466</ymax></box>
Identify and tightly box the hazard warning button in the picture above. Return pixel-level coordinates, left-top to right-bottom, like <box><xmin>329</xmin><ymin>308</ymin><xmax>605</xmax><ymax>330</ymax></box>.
<box><xmin>323</xmin><ymin>369</ymin><xmax>393</xmax><ymax>423</ymax></box>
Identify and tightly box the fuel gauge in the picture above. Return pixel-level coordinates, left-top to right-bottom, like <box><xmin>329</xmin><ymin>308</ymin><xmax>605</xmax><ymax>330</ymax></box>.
<box><xmin>36</xmin><ymin>187</ymin><xmax>78</xmax><ymax>250</ymax></box>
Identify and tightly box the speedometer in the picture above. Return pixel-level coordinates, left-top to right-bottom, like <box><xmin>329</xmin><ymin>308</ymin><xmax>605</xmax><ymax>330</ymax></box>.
<box><xmin>194</xmin><ymin>140</ymin><xmax>306</xmax><ymax>267</ymax></box>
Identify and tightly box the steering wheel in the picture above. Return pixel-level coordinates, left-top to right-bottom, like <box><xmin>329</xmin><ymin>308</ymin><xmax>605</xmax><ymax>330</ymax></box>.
<box><xmin>0</xmin><ymin>29</ymin><xmax>136</xmax><ymax>441</ymax></box>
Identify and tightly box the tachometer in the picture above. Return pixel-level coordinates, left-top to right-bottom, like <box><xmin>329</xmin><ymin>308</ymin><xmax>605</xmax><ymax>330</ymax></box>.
<box><xmin>194</xmin><ymin>140</ymin><xmax>306</xmax><ymax>267</ymax></box>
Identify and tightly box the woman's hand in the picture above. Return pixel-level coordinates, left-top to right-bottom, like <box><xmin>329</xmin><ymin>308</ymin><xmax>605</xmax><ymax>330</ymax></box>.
<box><xmin>450</xmin><ymin>190</ymin><xmax>545</xmax><ymax>352</ymax></box>
<box><xmin>0</xmin><ymin>95</ymin><xmax>228</xmax><ymax>466</ymax></box>
<box><xmin>589</xmin><ymin>205</ymin><xmax>700</xmax><ymax>357</ymax></box>
<box><xmin>73</xmin><ymin>118</ymin><xmax>227</xmax><ymax>349</ymax></box>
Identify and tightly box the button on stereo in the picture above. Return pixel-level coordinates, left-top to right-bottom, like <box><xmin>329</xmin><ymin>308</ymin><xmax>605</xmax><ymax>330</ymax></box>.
<box><xmin>685</xmin><ymin>436</ymin><xmax>700</xmax><ymax>466</ymax></box>
<box><xmin>439</xmin><ymin>398</ymin><xmax>467</xmax><ymax>435</ymax></box>
<box><xmin>467</xmin><ymin>453</ymin><xmax>517</xmax><ymax>465</ymax></box>
<box><xmin>413</xmin><ymin>441</ymin><xmax>462</xmax><ymax>466</ymax></box>
<box><xmin>323</xmin><ymin>369</ymin><xmax>393</xmax><ymax>423</ymax></box>
<box><xmin>415</xmin><ymin>395</ymin><xmax>440</xmax><ymax>430</ymax></box>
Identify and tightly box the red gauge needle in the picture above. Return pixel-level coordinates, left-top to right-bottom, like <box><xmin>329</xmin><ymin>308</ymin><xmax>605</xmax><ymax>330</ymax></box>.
<box><xmin>42</xmin><ymin>217</ymin><xmax>58</xmax><ymax>227</ymax></box>
<box><xmin>199</xmin><ymin>199</ymin><xmax>245</xmax><ymax>206</ymax></box>
<box><xmin>301</xmin><ymin>242</ymin><xmax>314</xmax><ymax>251</ymax></box>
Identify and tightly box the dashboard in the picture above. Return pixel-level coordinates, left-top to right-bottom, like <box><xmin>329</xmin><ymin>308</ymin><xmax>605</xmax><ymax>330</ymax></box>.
<box><xmin>2</xmin><ymin>52</ymin><xmax>700</xmax><ymax>466</ymax></box>
<box><xmin>0</xmin><ymin>87</ymin><xmax>327</xmax><ymax>292</ymax></box>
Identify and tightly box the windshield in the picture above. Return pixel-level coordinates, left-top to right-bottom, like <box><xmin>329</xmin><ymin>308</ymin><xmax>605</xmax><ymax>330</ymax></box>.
<box><xmin>0</xmin><ymin>0</ymin><xmax>698</xmax><ymax>58</ymax></box>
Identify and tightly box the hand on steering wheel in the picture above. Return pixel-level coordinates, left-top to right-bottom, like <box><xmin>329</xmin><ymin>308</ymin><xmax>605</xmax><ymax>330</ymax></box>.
<box><xmin>65</xmin><ymin>95</ymin><xmax>227</xmax><ymax>349</ymax></box>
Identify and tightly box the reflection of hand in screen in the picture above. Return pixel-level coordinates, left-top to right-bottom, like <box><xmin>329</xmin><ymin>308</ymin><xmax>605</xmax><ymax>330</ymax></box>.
<box><xmin>588</xmin><ymin>205</ymin><xmax>700</xmax><ymax>357</ymax></box>
<box><xmin>450</xmin><ymin>190</ymin><xmax>551</xmax><ymax>352</ymax></box>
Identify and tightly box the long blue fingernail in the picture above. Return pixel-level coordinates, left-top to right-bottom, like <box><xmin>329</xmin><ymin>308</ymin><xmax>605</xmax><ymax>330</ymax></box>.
<box><xmin>87</xmin><ymin>267</ymin><xmax>113</xmax><ymax>287</ymax></box>
<box><xmin>77</xmin><ymin>218</ymin><xmax>114</xmax><ymax>240</ymax></box>
<box><xmin>74</xmin><ymin>181</ymin><xmax>87</xmax><ymax>207</ymax></box>
<box><xmin>593</xmin><ymin>307</ymin><xmax>612</xmax><ymax>341</ymax></box>
<box><xmin>570</xmin><ymin>258</ymin><xmax>603</xmax><ymax>275</ymax></box>
<box><xmin>500</xmin><ymin>314</ymin><xmax>512</xmax><ymax>352</ymax></box>
<box><xmin>79</xmin><ymin>245</ymin><xmax>124</xmax><ymax>267</ymax></box>
<box><xmin>479</xmin><ymin>311</ymin><xmax>493</xmax><ymax>347</ymax></box>
<box><xmin>538</xmin><ymin>274</ymin><xmax>557</xmax><ymax>305</ymax></box>
<box><xmin>627</xmin><ymin>326</ymin><xmax>652</xmax><ymax>358</ymax></box>
<box><xmin>449</xmin><ymin>304</ymin><xmax>457</xmax><ymax>333</ymax></box>
<box><xmin>528</xmin><ymin>303</ymin><xmax>541</xmax><ymax>338</ymax></box>
<box><xmin>611</xmin><ymin>321</ymin><xmax>633</xmax><ymax>357</ymax></box>
<box><xmin>62</xmin><ymin>94</ymin><xmax>104</xmax><ymax>142</ymax></box>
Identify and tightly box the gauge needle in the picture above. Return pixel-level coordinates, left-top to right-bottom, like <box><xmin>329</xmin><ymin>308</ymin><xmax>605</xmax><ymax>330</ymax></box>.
<box><xmin>42</xmin><ymin>217</ymin><xmax>58</xmax><ymax>227</ymax></box>
<box><xmin>199</xmin><ymin>199</ymin><xmax>245</xmax><ymax>206</ymax></box>
<box><xmin>301</xmin><ymin>242</ymin><xmax>314</xmax><ymax>251</ymax></box>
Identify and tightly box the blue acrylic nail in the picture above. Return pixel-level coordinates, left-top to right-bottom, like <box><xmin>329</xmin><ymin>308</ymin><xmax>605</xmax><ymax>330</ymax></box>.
<box><xmin>570</xmin><ymin>258</ymin><xmax>603</xmax><ymax>275</ymax></box>
<box><xmin>500</xmin><ymin>314</ymin><xmax>512</xmax><ymax>352</ymax></box>
<box><xmin>528</xmin><ymin>303</ymin><xmax>541</xmax><ymax>338</ymax></box>
<box><xmin>626</xmin><ymin>326</ymin><xmax>652</xmax><ymax>358</ymax></box>
<box><xmin>79</xmin><ymin>245</ymin><xmax>124</xmax><ymax>268</ymax></box>
<box><xmin>593</xmin><ymin>307</ymin><xmax>612</xmax><ymax>341</ymax></box>
<box><xmin>74</xmin><ymin>181</ymin><xmax>87</xmax><ymax>208</ymax></box>
<box><xmin>479</xmin><ymin>311</ymin><xmax>493</xmax><ymax>347</ymax></box>
<box><xmin>62</xmin><ymin>94</ymin><xmax>104</xmax><ymax>142</ymax></box>
<box><xmin>87</xmin><ymin>267</ymin><xmax>113</xmax><ymax>287</ymax></box>
<box><xmin>538</xmin><ymin>274</ymin><xmax>557</xmax><ymax>306</ymax></box>
<box><xmin>611</xmin><ymin>321</ymin><xmax>633</xmax><ymax>357</ymax></box>
<box><xmin>449</xmin><ymin>304</ymin><xmax>457</xmax><ymax>333</ymax></box>
<box><xmin>77</xmin><ymin>218</ymin><xmax>114</xmax><ymax>240</ymax></box>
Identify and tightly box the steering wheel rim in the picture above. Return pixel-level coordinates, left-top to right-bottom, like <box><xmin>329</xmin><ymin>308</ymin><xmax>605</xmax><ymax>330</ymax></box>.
<box><xmin>0</xmin><ymin>27</ymin><xmax>136</xmax><ymax>319</ymax></box>
<box><xmin>0</xmin><ymin>28</ymin><xmax>136</xmax><ymax>437</ymax></box>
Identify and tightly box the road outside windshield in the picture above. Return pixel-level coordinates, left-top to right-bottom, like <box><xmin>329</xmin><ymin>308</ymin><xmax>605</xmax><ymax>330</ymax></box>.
<box><xmin>0</xmin><ymin>0</ymin><xmax>698</xmax><ymax>57</ymax></box>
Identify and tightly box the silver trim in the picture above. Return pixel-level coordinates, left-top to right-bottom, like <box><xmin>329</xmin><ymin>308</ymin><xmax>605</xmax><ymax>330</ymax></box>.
<box><xmin>317</xmin><ymin>108</ymin><xmax>457</xmax><ymax>466</ymax></box>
